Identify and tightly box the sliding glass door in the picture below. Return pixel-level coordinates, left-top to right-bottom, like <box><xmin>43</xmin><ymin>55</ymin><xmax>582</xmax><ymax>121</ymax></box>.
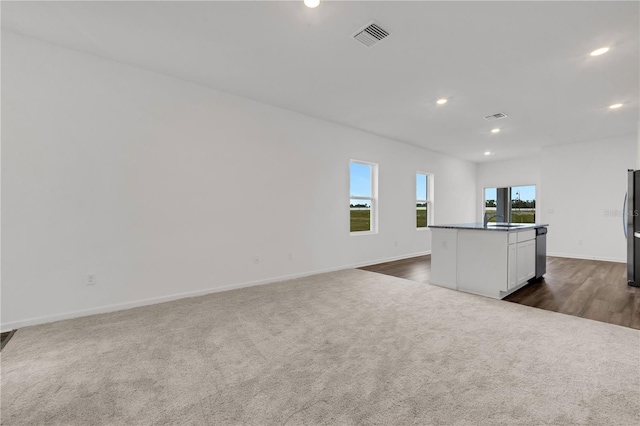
<box><xmin>484</xmin><ymin>185</ymin><xmax>536</xmax><ymax>223</ymax></box>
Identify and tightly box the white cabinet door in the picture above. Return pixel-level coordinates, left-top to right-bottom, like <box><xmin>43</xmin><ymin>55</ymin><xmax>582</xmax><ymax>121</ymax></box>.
<box><xmin>524</xmin><ymin>240</ymin><xmax>536</xmax><ymax>280</ymax></box>
<box><xmin>516</xmin><ymin>241</ymin><xmax>528</xmax><ymax>284</ymax></box>
<box><xmin>508</xmin><ymin>244</ymin><xmax>518</xmax><ymax>289</ymax></box>
<box><xmin>516</xmin><ymin>240</ymin><xmax>536</xmax><ymax>284</ymax></box>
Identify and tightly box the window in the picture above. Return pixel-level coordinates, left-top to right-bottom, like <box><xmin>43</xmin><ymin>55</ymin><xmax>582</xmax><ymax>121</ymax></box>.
<box><xmin>484</xmin><ymin>185</ymin><xmax>536</xmax><ymax>223</ymax></box>
<box><xmin>484</xmin><ymin>187</ymin><xmax>501</xmax><ymax>222</ymax></box>
<box><xmin>510</xmin><ymin>185</ymin><xmax>536</xmax><ymax>223</ymax></box>
<box><xmin>416</xmin><ymin>172</ymin><xmax>432</xmax><ymax>228</ymax></box>
<box><xmin>350</xmin><ymin>161</ymin><xmax>377</xmax><ymax>233</ymax></box>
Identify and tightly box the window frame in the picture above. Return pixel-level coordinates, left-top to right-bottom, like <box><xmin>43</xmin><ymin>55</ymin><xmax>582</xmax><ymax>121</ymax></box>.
<box><xmin>349</xmin><ymin>160</ymin><xmax>378</xmax><ymax>235</ymax></box>
<box><xmin>483</xmin><ymin>184</ymin><xmax>537</xmax><ymax>224</ymax></box>
<box><xmin>416</xmin><ymin>172</ymin><xmax>434</xmax><ymax>230</ymax></box>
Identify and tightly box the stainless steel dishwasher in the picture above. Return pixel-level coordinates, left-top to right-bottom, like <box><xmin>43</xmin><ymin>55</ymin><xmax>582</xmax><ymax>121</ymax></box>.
<box><xmin>535</xmin><ymin>227</ymin><xmax>547</xmax><ymax>279</ymax></box>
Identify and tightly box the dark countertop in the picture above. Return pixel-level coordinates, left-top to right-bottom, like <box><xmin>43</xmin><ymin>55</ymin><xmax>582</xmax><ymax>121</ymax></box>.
<box><xmin>429</xmin><ymin>222</ymin><xmax>549</xmax><ymax>231</ymax></box>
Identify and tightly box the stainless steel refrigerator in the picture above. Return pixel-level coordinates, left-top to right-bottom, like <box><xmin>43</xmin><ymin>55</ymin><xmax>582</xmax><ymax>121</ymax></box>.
<box><xmin>625</xmin><ymin>170</ymin><xmax>640</xmax><ymax>287</ymax></box>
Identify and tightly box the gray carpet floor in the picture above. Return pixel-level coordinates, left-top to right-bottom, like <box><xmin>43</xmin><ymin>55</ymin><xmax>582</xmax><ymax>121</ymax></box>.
<box><xmin>1</xmin><ymin>269</ymin><xmax>639</xmax><ymax>425</ymax></box>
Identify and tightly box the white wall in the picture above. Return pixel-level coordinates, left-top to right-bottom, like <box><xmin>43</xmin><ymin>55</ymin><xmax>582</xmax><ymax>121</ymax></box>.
<box><xmin>478</xmin><ymin>136</ymin><xmax>637</xmax><ymax>263</ymax></box>
<box><xmin>542</xmin><ymin>137</ymin><xmax>636</xmax><ymax>262</ymax></box>
<box><xmin>637</xmin><ymin>121</ymin><xmax>640</xmax><ymax>169</ymax></box>
<box><xmin>1</xmin><ymin>32</ymin><xmax>477</xmax><ymax>331</ymax></box>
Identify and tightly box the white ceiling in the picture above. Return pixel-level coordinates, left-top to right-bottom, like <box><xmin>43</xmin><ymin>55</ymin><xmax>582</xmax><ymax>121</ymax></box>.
<box><xmin>2</xmin><ymin>0</ymin><xmax>638</xmax><ymax>162</ymax></box>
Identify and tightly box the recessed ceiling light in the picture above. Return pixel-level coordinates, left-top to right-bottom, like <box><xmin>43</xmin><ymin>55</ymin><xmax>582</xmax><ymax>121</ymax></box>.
<box><xmin>484</xmin><ymin>151</ymin><xmax>492</xmax><ymax>156</ymax></box>
<box><xmin>304</xmin><ymin>0</ymin><xmax>320</xmax><ymax>8</ymax></box>
<box><xmin>590</xmin><ymin>47</ymin><xmax>610</xmax><ymax>56</ymax></box>
<box><xmin>609</xmin><ymin>103</ymin><xmax>623</xmax><ymax>109</ymax></box>
<box><xmin>491</xmin><ymin>128</ymin><xmax>501</xmax><ymax>133</ymax></box>
<box><xmin>436</xmin><ymin>98</ymin><xmax>448</xmax><ymax>105</ymax></box>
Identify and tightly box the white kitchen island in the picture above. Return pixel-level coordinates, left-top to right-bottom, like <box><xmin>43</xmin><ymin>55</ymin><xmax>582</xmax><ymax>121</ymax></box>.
<box><xmin>429</xmin><ymin>223</ymin><xmax>548</xmax><ymax>299</ymax></box>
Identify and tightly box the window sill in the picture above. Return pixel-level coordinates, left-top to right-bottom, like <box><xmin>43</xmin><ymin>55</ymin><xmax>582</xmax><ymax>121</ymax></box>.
<box><xmin>350</xmin><ymin>231</ymin><xmax>378</xmax><ymax>237</ymax></box>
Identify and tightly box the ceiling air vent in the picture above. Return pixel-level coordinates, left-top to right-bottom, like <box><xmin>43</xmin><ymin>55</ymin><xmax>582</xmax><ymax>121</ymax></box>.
<box><xmin>484</xmin><ymin>112</ymin><xmax>508</xmax><ymax>121</ymax></box>
<box><xmin>353</xmin><ymin>21</ymin><xmax>390</xmax><ymax>48</ymax></box>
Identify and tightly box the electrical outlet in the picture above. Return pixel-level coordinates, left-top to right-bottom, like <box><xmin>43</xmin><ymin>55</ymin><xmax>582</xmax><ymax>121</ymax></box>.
<box><xmin>442</xmin><ymin>241</ymin><xmax>447</xmax><ymax>249</ymax></box>
<box><xmin>578</xmin><ymin>240</ymin><xmax>583</xmax><ymax>246</ymax></box>
<box><xmin>254</xmin><ymin>256</ymin><xmax>260</xmax><ymax>264</ymax></box>
<box><xmin>394</xmin><ymin>240</ymin><xmax>398</xmax><ymax>247</ymax></box>
<box><xmin>87</xmin><ymin>274</ymin><xmax>97</xmax><ymax>286</ymax></box>
<box><xmin>288</xmin><ymin>253</ymin><xmax>294</xmax><ymax>261</ymax></box>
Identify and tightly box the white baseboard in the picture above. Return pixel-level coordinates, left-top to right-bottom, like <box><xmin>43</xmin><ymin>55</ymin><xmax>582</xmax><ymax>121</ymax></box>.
<box><xmin>352</xmin><ymin>251</ymin><xmax>430</xmax><ymax>268</ymax></box>
<box><xmin>547</xmin><ymin>252</ymin><xmax>626</xmax><ymax>263</ymax></box>
<box><xmin>0</xmin><ymin>251</ymin><xmax>430</xmax><ymax>333</ymax></box>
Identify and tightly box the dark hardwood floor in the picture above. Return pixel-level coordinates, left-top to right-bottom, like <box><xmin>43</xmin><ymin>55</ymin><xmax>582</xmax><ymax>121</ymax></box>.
<box><xmin>1</xmin><ymin>330</ymin><xmax>16</xmax><ymax>351</ymax></box>
<box><xmin>360</xmin><ymin>255</ymin><xmax>432</xmax><ymax>284</ymax></box>
<box><xmin>360</xmin><ymin>255</ymin><xmax>640</xmax><ymax>330</ymax></box>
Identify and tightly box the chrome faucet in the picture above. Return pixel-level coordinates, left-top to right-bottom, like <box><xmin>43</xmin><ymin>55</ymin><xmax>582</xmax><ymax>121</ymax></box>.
<box><xmin>484</xmin><ymin>214</ymin><xmax>504</xmax><ymax>227</ymax></box>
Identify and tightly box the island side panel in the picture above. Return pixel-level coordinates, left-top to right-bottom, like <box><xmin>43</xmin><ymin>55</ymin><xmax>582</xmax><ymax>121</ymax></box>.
<box><xmin>457</xmin><ymin>230</ymin><xmax>509</xmax><ymax>298</ymax></box>
<box><xmin>430</xmin><ymin>228</ymin><xmax>458</xmax><ymax>289</ymax></box>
